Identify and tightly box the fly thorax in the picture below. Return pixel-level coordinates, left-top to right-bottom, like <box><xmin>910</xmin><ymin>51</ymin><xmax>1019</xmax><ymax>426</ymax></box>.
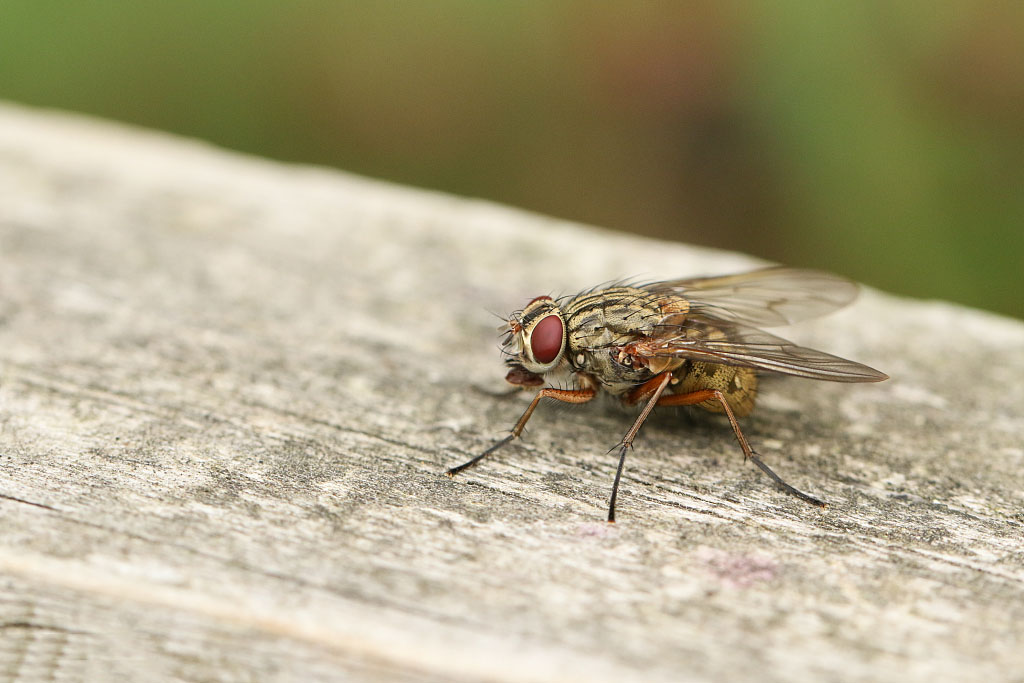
<box><xmin>576</xmin><ymin>346</ymin><xmax>654</xmax><ymax>395</ymax></box>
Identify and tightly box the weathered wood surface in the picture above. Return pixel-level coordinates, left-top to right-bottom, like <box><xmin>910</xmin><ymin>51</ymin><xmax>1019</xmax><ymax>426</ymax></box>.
<box><xmin>1</xmin><ymin>101</ymin><xmax>1023</xmax><ymax>682</ymax></box>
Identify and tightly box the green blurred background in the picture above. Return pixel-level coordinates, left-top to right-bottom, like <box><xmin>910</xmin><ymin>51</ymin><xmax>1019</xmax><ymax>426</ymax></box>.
<box><xmin>2</xmin><ymin>2</ymin><xmax>1021</xmax><ymax>318</ymax></box>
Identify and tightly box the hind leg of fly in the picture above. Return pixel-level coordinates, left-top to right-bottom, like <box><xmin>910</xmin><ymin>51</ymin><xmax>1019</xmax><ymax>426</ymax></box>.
<box><xmin>656</xmin><ymin>388</ymin><xmax>827</xmax><ymax>509</ymax></box>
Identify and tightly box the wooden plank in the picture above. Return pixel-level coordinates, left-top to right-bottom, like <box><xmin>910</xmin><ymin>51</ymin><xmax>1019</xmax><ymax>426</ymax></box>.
<box><xmin>1</xmin><ymin>102</ymin><xmax>1023</xmax><ymax>682</ymax></box>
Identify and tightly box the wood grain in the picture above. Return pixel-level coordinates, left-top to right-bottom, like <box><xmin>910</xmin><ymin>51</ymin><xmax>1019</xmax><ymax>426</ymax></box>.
<box><xmin>1</xmin><ymin>102</ymin><xmax>1023</xmax><ymax>682</ymax></box>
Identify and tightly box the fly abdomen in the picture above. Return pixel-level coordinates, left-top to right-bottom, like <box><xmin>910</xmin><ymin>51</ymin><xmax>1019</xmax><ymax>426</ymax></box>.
<box><xmin>672</xmin><ymin>362</ymin><xmax>759</xmax><ymax>417</ymax></box>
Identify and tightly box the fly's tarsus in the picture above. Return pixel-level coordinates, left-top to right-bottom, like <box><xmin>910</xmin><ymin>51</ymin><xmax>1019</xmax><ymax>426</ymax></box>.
<box><xmin>446</xmin><ymin>434</ymin><xmax>516</xmax><ymax>477</ymax></box>
<box><xmin>747</xmin><ymin>452</ymin><xmax>828</xmax><ymax>508</ymax></box>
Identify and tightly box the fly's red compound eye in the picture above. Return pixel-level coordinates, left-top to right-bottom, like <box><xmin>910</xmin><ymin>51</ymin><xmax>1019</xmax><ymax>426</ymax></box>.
<box><xmin>530</xmin><ymin>315</ymin><xmax>564</xmax><ymax>364</ymax></box>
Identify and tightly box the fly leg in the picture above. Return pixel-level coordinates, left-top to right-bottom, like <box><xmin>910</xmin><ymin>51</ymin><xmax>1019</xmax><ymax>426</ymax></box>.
<box><xmin>446</xmin><ymin>387</ymin><xmax>596</xmax><ymax>476</ymax></box>
<box><xmin>608</xmin><ymin>372</ymin><xmax>675</xmax><ymax>522</ymax></box>
<box><xmin>657</xmin><ymin>389</ymin><xmax>827</xmax><ymax>508</ymax></box>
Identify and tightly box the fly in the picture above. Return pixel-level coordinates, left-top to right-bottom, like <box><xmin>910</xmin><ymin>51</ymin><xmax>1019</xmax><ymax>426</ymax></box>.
<box><xmin>447</xmin><ymin>266</ymin><xmax>888</xmax><ymax>521</ymax></box>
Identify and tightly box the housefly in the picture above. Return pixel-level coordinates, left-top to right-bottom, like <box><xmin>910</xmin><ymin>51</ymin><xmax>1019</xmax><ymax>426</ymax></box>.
<box><xmin>447</xmin><ymin>267</ymin><xmax>888</xmax><ymax>521</ymax></box>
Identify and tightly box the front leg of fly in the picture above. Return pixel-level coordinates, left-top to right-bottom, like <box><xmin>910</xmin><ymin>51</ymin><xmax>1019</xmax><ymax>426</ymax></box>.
<box><xmin>446</xmin><ymin>385</ymin><xmax>597</xmax><ymax>477</ymax></box>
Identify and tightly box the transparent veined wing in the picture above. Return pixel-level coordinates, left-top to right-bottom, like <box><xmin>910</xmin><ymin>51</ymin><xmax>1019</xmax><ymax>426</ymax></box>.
<box><xmin>637</xmin><ymin>313</ymin><xmax>888</xmax><ymax>383</ymax></box>
<box><xmin>646</xmin><ymin>267</ymin><xmax>860</xmax><ymax>328</ymax></box>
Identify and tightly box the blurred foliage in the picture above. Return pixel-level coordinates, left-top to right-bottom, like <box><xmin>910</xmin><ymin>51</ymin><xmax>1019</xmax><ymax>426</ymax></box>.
<box><xmin>1</xmin><ymin>2</ymin><xmax>1021</xmax><ymax>317</ymax></box>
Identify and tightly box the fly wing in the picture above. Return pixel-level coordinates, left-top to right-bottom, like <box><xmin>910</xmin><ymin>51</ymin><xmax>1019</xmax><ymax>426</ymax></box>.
<box><xmin>646</xmin><ymin>267</ymin><xmax>860</xmax><ymax>328</ymax></box>
<box><xmin>641</xmin><ymin>314</ymin><xmax>888</xmax><ymax>383</ymax></box>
